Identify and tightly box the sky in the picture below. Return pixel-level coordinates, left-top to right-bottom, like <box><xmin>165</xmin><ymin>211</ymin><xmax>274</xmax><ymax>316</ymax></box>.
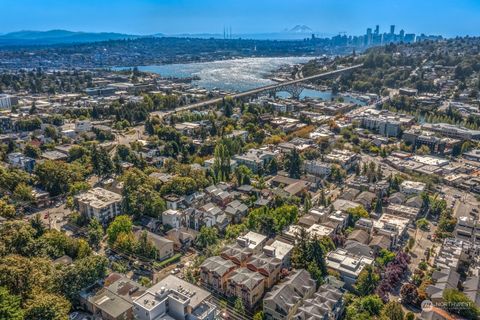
<box><xmin>1</xmin><ymin>0</ymin><xmax>480</xmax><ymax>37</ymax></box>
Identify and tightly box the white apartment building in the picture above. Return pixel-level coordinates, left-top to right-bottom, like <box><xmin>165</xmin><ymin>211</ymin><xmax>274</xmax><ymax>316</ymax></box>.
<box><xmin>304</xmin><ymin>160</ymin><xmax>332</xmax><ymax>177</ymax></box>
<box><xmin>400</xmin><ymin>180</ymin><xmax>426</xmax><ymax>195</ymax></box>
<box><xmin>162</xmin><ymin>209</ymin><xmax>183</xmax><ymax>229</ymax></box>
<box><xmin>75</xmin><ymin>187</ymin><xmax>122</xmax><ymax>223</ymax></box>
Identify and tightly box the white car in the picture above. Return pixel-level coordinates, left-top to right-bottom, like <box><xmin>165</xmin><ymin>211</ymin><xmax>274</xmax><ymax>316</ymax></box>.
<box><xmin>69</xmin><ymin>312</ymin><xmax>78</xmax><ymax>320</ymax></box>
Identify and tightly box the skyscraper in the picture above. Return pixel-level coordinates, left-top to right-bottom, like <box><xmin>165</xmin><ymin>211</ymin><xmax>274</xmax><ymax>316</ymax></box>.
<box><xmin>390</xmin><ymin>25</ymin><xmax>395</xmax><ymax>35</ymax></box>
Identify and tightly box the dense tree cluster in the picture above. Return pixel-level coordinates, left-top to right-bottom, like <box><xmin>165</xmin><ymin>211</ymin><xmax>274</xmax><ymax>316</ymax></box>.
<box><xmin>0</xmin><ymin>220</ymin><xmax>107</xmax><ymax>319</ymax></box>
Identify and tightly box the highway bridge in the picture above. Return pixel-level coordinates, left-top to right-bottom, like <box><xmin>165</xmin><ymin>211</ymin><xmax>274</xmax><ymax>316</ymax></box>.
<box><xmin>153</xmin><ymin>63</ymin><xmax>364</xmax><ymax>116</ymax></box>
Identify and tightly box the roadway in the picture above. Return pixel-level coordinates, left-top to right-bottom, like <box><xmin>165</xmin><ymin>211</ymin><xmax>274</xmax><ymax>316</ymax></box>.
<box><xmin>152</xmin><ymin>63</ymin><xmax>364</xmax><ymax>117</ymax></box>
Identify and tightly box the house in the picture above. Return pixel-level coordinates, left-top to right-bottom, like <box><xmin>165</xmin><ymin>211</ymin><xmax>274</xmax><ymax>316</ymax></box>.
<box><xmin>226</xmin><ymin>267</ymin><xmax>265</xmax><ymax>309</ymax></box>
<box><xmin>199</xmin><ymin>202</ymin><xmax>229</xmax><ymax>231</ymax></box>
<box><xmin>373</xmin><ymin>213</ymin><xmax>410</xmax><ymax>248</ymax></box>
<box><xmin>224</xmin><ymin>200</ymin><xmax>248</xmax><ymax>223</ymax></box>
<box><xmin>264</xmin><ymin>240</ymin><xmax>294</xmax><ymax>269</ymax></box>
<box><xmin>221</xmin><ymin>232</ymin><xmax>267</xmax><ymax>265</ymax></box>
<box><xmin>7</xmin><ymin>152</ymin><xmax>35</xmax><ymax>172</ymax></box>
<box><xmin>269</xmin><ymin>175</ymin><xmax>311</xmax><ymax>198</ymax></box>
<box><xmin>31</xmin><ymin>187</ymin><xmax>51</xmax><ymax>208</ymax></box>
<box><xmin>324</xmin><ymin>149</ymin><xmax>359</xmax><ymax>171</ymax></box>
<box><xmin>294</xmin><ymin>283</ymin><xmax>345</xmax><ymax>320</ymax></box>
<box><xmin>246</xmin><ymin>250</ymin><xmax>282</xmax><ymax>289</ymax></box>
<box><xmin>325</xmin><ymin>248</ymin><xmax>374</xmax><ymax>290</ymax></box>
<box><xmin>355</xmin><ymin>218</ymin><xmax>374</xmax><ymax>233</ymax></box>
<box><xmin>162</xmin><ymin>209</ymin><xmax>183</xmax><ymax>229</ymax></box>
<box><xmin>385</xmin><ymin>204</ymin><xmax>421</xmax><ymax>220</ymax></box>
<box><xmin>75</xmin><ymin>120</ymin><xmax>92</xmax><ymax>132</ymax></box>
<box><xmin>79</xmin><ymin>273</ymin><xmax>146</xmax><ymax>320</ymax></box>
<box><xmin>343</xmin><ymin>241</ymin><xmax>374</xmax><ymax>258</ymax></box>
<box><xmin>164</xmin><ymin>194</ymin><xmax>184</xmax><ymax>210</ymax></box>
<box><xmin>355</xmin><ymin>191</ymin><xmax>376</xmax><ymax>211</ymax></box>
<box><xmin>420</xmin><ymin>307</ymin><xmax>457</xmax><ymax>320</ymax></box>
<box><xmin>463</xmin><ymin>276</ymin><xmax>480</xmax><ymax>308</ymax></box>
<box><xmin>405</xmin><ymin>196</ymin><xmax>424</xmax><ymax>209</ymax></box>
<box><xmin>134</xmin><ymin>230</ymin><xmax>174</xmax><ymax>261</ymax></box>
<box><xmin>263</xmin><ymin>269</ymin><xmax>316</xmax><ymax>320</ymax></box>
<box><xmin>74</xmin><ymin>187</ymin><xmax>122</xmax><ymax>224</ymax></box>
<box><xmin>368</xmin><ymin>235</ymin><xmax>392</xmax><ymax>254</ymax></box>
<box><xmin>426</xmin><ymin>269</ymin><xmax>460</xmax><ymax>304</ymax></box>
<box><xmin>347</xmin><ymin>229</ymin><xmax>370</xmax><ymax>245</ymax></box>
<box><xmin>205</xmin><ymin>184</ymin><xmax>233</xmax><ymax>206</ymax></box>
<box><xmin>233</xmin><ymin>148</ymin><xmax>276</xmax><ymax>173</ymax></box>
<box><xmin>200</xmin><ymin>256</ymin><xmax>237</xmax><ymax>293</ymax></box>
<box><xmin>165</xmin><ymin>228</ymin><xmax>196</xmax><ymax>251</ymax></box>
<box><xmin>388</xmin><ymin>192</ymin><xmax>406</xmax><ymax>205</ymax></box>
<box><xmin>133</xmin><ymin>275</ymin><xmax>216</xmax><ymax>320</ymax></box>
<box><xmin>400</xmin><ymin>180</ymin><xmax>426</xmax><ymax>195</ymax></box>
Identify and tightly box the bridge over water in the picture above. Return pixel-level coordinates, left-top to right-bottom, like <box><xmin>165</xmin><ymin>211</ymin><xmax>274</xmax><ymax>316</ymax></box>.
<box><xmin>153</xmin><ymin>63</ymin><xmax>363</xmax><ymax>116</ymax></box>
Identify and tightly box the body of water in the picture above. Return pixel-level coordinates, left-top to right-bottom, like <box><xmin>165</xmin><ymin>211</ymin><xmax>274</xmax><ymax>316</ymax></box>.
<box><xmin>117</xmin><ymin>57</ymin><xmax>365</xmax><ymax>104</ymax></box>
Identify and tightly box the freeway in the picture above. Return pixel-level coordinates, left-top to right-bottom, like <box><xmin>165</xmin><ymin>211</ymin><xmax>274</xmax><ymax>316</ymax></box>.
<box><xmin>152</xmin><ymin>63</ymin><xmax>364</xmax><ymax>116</ymax></box>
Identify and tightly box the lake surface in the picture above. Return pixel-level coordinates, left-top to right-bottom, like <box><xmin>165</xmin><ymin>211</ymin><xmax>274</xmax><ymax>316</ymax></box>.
<box><xmin>118</xmin><ymin>57</ymin><xmax>364</xmax><ymax>104</ymax></box>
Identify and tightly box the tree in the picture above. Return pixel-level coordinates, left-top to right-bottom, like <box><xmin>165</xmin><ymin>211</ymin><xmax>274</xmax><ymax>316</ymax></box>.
<box><xmin>24</xmin><ymin>292</ymin><xmax>71</xmax><ymax>320</ymax></box>
<box><xmin>24</xmin><ymin>144</ymin><xmax>41</xmax><ymax>159</ymax></box>
<box><xmin>443</xmin><ymin>288</ymin><xmax>480</xmax><ymax>320</ymax></box>
<box><xmin>68</xmin><ymin>145</ymin><xmax>89</xmax><ymax>162</ymax></box>
<box><xmin>196</xmin><ymin>227</ymin><xmax>219</xmax><ymax>250</ymax></box>
<box><xmin>405</xmin><ymin>312</ymin><xmax>415</xmax><ymax>320</ymax></box>
<box><xmin>212</xmin><ymin>143</ymin><xmax>231</xmax><ymax>182</ymax></box>
<box><xmin>355</xmin><ymin>265</ymin><xmax>380</xmax><ymax>296</ymax></box>
<box><xmin>400</xmin><ymin>283</ymin><xmax>419</xmax><ymax>306</ymax></box>
<box><xmin>59</xmin><ymin>255</ymin><xmax>108</xmax><ymax>301</ymax></box>
<box><xmin>234</xmin><ymin>165</ymin><xmax>253</xmax><ymax>186</ymax></box>
<box><xmin>266</xmin><ymin>158</ymin><xmax>278</xmax><ymax>175</ymax></box>
<box><xmin>234</xmin><ymin>297</ymin><xmax>246</xmax><ymax>315</ymax></box>
<box><xmin>12</xmin><ymin>182</ymin><xmax>34</xmax><ymax>203</ymax></box>
<box><xmin>247</xmin><ymin>205</ymin><xmax>298</xmax><ymax>237</ymax></box>
<box><xmin>381</xmin><ymin>301</ymin><xmax>404</xmax><ymax>320</ymax></box>
<box><xmin>346</xmin><ymin>205</ymin><xmax>369</xmax><ymax>224</ymax></box>
<box><xmin>122</xmin><ymin>168</ymin><xmax>166</xmax><ymax>218</ymax></box>
<box><xmin>415</xmin><ymin>218</ymin><xmax>429</xmax><ymax>231</ymax></box>
<box><xmin>91</xmin><ymin>146</ymin><xmax>114</xmax><ymax>178</ymax></box>
<box><xmin>107</xmin><ymin>215</ymin><xmax>133</xmax><ymax>245</ymax></box>
<box><xmin>30</xmin><ymin>214</ymin><xmax>46</xmax><ymax>237</ymax></box>
<box><xmin>292</xmin><ymin>228</ymin><xmax>328</xmax><ymax>280</ymax></box>
<box><xmin>0</xmin><ymin>286</ymin><xmax>23</xmax><ymax>320</ymax></box>
<box><xmin>225</xmin><ymin>224</ymin><xmax>247</xmax><ymax>240</ymax></box>
<box><xmin>135</xmin><ymin>231</ymin><xmax>158</xmax><ymax>259</ymax></box>
<box><xmin>34</xmin><ymin>160</ymin><xmax>85</xmax><ymax>196</ymax></box>
<box><xmin>345</xmin><ymin>295</ymin><xmax>384</xmax><ymax>320</ymax></box>
<box><xmin>87</xmin><ymin>218</ymin><xmax>104</xmax><ymax>250</ymax></box>
<box><xmin>44</xmin><ymin>126</ymin><xmax>58</xmax><ymax>140</ymax></box>
<box><xmin>287</xmin><ymin>149</ymin><xmax>302</xmax><ymax>179</ymax></box>
<box><xmin>416</xmin><ymin>145</ymin><xmax>431</xmax><ymax>155</ymax></box>
<box><xmin>0</xmin><ymin>198</ymin><xmax>16</xmax><ymax>219</ymax></box>
<box><xmin>375</xmin><ymin>249</ymin><xmax>396</xmax><ymax>267</ymax></box>
<box><xmin>307</xmin><ymin>261</ymin><xmax>323</xmax><ymax>286</ymax></box>
<box><xmin>253</xmin><ymin>311</ymin><xmax>264</xmax><ymax>320</ymax></box>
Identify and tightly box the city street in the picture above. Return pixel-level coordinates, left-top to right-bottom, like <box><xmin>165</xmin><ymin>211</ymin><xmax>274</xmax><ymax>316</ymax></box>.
<box><xmin>24</xmin><ymin>203</ymin><xmax>72</xmax><ymax>231</ymax></box>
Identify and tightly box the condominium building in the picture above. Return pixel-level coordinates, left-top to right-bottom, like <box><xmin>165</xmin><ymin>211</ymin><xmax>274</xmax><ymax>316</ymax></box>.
<box><xmin>263</xmin><ymin>269</ymin><xmax>316</xmax><ymax>320</ymax></box>
<box><xmin>325</xmin><ymin>248</ymin><xmax>374</xmax><ymax>289</ymax></box>
<box><xmin>133</xmin><ymin>275</ymin><xmax>216</xmax><ymax>320</ymax></box>
<box><xmin>75</xmin><ymin>187</ymin><xmax>122</xmax><ymax>223</ymax></box>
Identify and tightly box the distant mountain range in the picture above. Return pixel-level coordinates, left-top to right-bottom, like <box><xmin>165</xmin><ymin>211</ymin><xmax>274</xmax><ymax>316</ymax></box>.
<box><xmin>0</xmin><ymin>26</ymin><xmax>322</xmax><ymax>46</ymax></box>
<box><xmin>0</xmin><ymin>30</ymin><xmax>151</xmax><ymax>46</ymax></box>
